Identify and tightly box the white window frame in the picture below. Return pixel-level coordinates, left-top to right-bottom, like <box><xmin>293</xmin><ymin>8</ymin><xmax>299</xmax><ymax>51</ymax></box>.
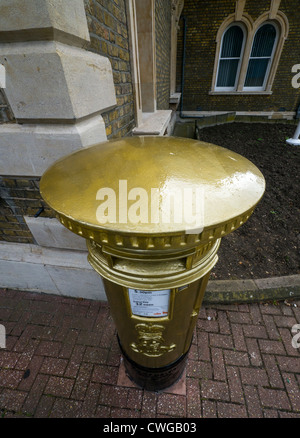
<box><xmin>243</xmin><ymin>22</ymin><xmax>279</xmax><ymax>92</ymax></box>
<box><xmin>215</xmin><ymin>23</ymin><xmax>246</xmax><ymax>92</ymax></box>
<box><xmin>210</xmin><ymin>10</ymin><xmax>289</xmax><ymax>96</ymax></box>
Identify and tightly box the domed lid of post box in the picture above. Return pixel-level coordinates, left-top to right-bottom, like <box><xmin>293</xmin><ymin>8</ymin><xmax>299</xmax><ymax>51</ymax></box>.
<box><xmin>40</xmin><ymin>136</ymin><xmax>265</xmax><ymax>250</ymax></box>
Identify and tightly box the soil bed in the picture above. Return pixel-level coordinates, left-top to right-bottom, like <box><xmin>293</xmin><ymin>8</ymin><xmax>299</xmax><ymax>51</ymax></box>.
<box><xmin>197</xmin><ymin>122</ymin><xmax>300</xmax><ymax>280</ymax></box>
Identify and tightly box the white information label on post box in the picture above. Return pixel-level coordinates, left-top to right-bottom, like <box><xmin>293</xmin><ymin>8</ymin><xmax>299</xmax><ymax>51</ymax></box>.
<box><xmin>128</xmin><ymin>289</ymin><xmax>171</xmax><ymax>318</ymax></box>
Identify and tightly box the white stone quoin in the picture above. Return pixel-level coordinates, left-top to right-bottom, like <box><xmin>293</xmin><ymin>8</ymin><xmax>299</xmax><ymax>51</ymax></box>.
<box><xmin>24</xmin><ymin>216</ymin><xmax>88</xmax><ymax>251</ymax></box>
<box><xmin>0</xmin><ymin>0</ymin><xmax>90</xmax><ymax>46</ymax></box>
<box><xmin>0</xmin><ymin>0</ymin><xmax>116</xmax><ymax>178</ymax></box>
<box><xmin>0</xmin><ymin>41</ymin><xmax>116</xmax><ymax>121</ymax></box>
<box><xmin>0</xmin><ymin>115</ymin><xmax>107</xmax><ymax>176</ymax></box>
<box><xmin>0</xmin><ymin>0</ymin><xmax>118</xmax><ymax>298</ymax></box>
<box><xmin>0</xmin><ymin>242</ymin><xmax>106</xmax><ymax>300</ymax></box>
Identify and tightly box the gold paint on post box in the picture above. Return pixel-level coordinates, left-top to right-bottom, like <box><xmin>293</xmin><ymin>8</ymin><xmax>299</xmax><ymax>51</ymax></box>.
<box><xmin>40</xmin><ymin>136</ymin><xmax>265</xmax><ymax>383</ymax></box>
<box><xmin>40</xmin><ymin>136</ymin><xmax>265</xmax><ymax>242</ymax></box>
<box><xmin>101</xmin><ymin>273</ymin><xmax>211</xmax><ymax>368</ymax></box>
<box><xmin>130</xmin><ymin>323</ymin><xmax>176</xmax><ymax>357</ymax></box>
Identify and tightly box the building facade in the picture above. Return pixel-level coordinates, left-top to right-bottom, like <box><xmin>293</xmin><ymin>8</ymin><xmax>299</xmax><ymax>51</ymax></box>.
<box><xmin>0</xmin><ymin>0</ymin><xmax>298</xmax><ymax>298</ymax></box>
<box><xmin>0</xmin><ymin>0</ymin><xmax>183</xmax><ymax>299</ymax></box>
<box><xmin>177</xmin><ymin>0</ymin><xmax>300</xmax><ymax>119</ymax></box>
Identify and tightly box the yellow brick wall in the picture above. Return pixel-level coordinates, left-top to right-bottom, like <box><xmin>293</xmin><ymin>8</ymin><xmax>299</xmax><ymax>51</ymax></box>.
<box><xmin>176</xmin><ymin>0</ymin><xmax>300</xmax><ymax>113</ymax></box>
<box><xmin>85</xmin><ymin>0</ymin><xmax>135</xmax><ymax>138</ymax></box>
<box><xmin>155</xmin><ymin>0</ymin><xmax>172</xmax><ymax>110</ymax></box>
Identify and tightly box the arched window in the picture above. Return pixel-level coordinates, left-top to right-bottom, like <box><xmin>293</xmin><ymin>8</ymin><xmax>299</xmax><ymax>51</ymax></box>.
<box><xmin>244</xmin><ymin>23</ymin><xmax>277</xmax><ymax>90</ymax></box>
<box><xmin>211</xmin><ymin>11</ymin><xmax>289</xmax><ymax>95</ymax></box>
<box><xmin>216</xmin><ymin>24</ymin><xmax>246</xmax><ymax>91</ymax></box>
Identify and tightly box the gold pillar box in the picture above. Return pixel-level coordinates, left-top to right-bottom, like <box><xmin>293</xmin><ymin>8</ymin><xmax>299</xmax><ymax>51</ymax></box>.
<box><xmin>40</xmin><ymin>136</ymin><xmax>265</xmax><ymax>390</ymax></box>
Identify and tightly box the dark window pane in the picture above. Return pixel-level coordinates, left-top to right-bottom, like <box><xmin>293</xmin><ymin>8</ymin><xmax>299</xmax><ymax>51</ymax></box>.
<box><xmin>217</xmin><ymin>59</ymin><xmax>239</xmax><ymax>87</ymax></box>
<box><xmin>244</xmin><ymin>58</ymin><xmax>269</xmax><ymax>87</ymax></box>
<box><xmin>251</xmin><ymin>24</ymin><xmax>276</xmax><ymax>57</ymax></box>
<box><xmin>221</xmin><ymin>26</ymin><xmax>244</xmax><ymax>58</ymax></box>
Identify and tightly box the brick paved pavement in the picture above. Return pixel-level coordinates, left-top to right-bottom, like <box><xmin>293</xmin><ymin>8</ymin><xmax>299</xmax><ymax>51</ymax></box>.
<box><xmin>0</xmin><ymin>288</ymin><xmax>299</xmax><ymax>418</ymax></box>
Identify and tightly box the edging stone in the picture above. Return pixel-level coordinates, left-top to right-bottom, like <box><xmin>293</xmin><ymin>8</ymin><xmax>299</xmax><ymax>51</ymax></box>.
<box><xmin>203</xmin><ymin>275</ymin><xmax>300</xmax><ymax>304</ymax></box>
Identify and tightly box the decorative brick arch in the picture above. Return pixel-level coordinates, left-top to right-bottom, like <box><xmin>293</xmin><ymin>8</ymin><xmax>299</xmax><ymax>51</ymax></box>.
<box><xmin>215</xmin><ymin>12</ymin><xmax>254</xmax><ymax>43</ymax></box>
<box><xmin>211</xmin><ymin>7</ymin><xmax>289</xmax><ymax>94</ymax></box>
<box><xmin>248</xmin><ymin>10</ymin><xmax>289</xmax><ymax>92</ymax></box>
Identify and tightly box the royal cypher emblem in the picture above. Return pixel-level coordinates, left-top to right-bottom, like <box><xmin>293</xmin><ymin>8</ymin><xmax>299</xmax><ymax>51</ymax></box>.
<box><xmin>130</xmin><ymin>323</ymin><xmax>176</xmax><ymax>357</ymax></box>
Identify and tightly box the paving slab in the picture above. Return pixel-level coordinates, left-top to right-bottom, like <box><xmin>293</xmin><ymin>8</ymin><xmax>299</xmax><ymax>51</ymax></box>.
<box><xmin>204</xmin><ymin>275</ymin><xmax>300</xmax><ymax>304</ymax></box>
<box><xmin>0</xmin><ymin>288</ymin><xmax>299</xmax><ymax>419</ymax></box>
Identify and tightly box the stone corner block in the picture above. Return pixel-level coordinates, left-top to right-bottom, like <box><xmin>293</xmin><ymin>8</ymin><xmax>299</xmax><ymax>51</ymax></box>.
<box><xmin>0</xmin><ymin>114</ymin><xmax>107</xmax><ymax>176</ymax></box>
<box><xmin>24</xmin><ymin>216</ymin><xmax>88</xmax><ymax>251</ymax></box>
<box><xmin>0</xmin><ymin>0</ymin><xmax>90</xmax><ymax>46</ymax></box>
<box><xmin>0</xmin><ymin>41</ymin><xmax>117</xmax><ymax>121</ymax></box>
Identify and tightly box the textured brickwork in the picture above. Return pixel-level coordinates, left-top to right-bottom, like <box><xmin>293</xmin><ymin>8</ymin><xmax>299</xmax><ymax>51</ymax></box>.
<box><xmin>0</xmin><ymin>177</ymin><xmax>55</xmax><ymax>244</ymax></box>
<box><xmin>243</xmin><ymin>0</ymin><xmax>270</xmax><ymax>20</ymax></box>
<box><xmin>176</xmin><ymin>0</ymin><xmax>300</xmax><ymax>112</ymax></box>
<box><xmin>0</xmin><ymin>0</ymin><xmax>134</xmax><ymax>244</ymax></box>
<box><xmin>1</xmin><ymin>0</ymin><xmax>137</xmax><ymax>244</ymax></box>
<box><xmin>0</xmin><ymin>0</ymin><xmax>172</xmax><ymax>245</ymax></box>
<box><xmin>0</xmin><ymin>289</ymin><xmax>299</xmax><ymax>418</ymax></box>
<box><xmin>84</xmin><ymin>0</ymin><xmax>135</xmax><ymax>138</ymax></box>
<box><xmin>155</xmin><ymin>0</ymin><xmax>172</xmax><ymax>110</ymax></box>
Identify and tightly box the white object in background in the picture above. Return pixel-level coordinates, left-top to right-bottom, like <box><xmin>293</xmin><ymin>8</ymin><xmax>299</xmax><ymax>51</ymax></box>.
<box><xmin>286</xmin><ymin>120</ymin><xmax>300</xmax><ymax>146</ymax></box>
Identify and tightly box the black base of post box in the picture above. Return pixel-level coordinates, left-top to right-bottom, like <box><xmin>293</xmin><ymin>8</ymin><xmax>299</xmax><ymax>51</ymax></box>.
<box><xmin>118</xmin><ymin>336</ymin><xmax>189</xmax><ymax>391</ymax></box>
